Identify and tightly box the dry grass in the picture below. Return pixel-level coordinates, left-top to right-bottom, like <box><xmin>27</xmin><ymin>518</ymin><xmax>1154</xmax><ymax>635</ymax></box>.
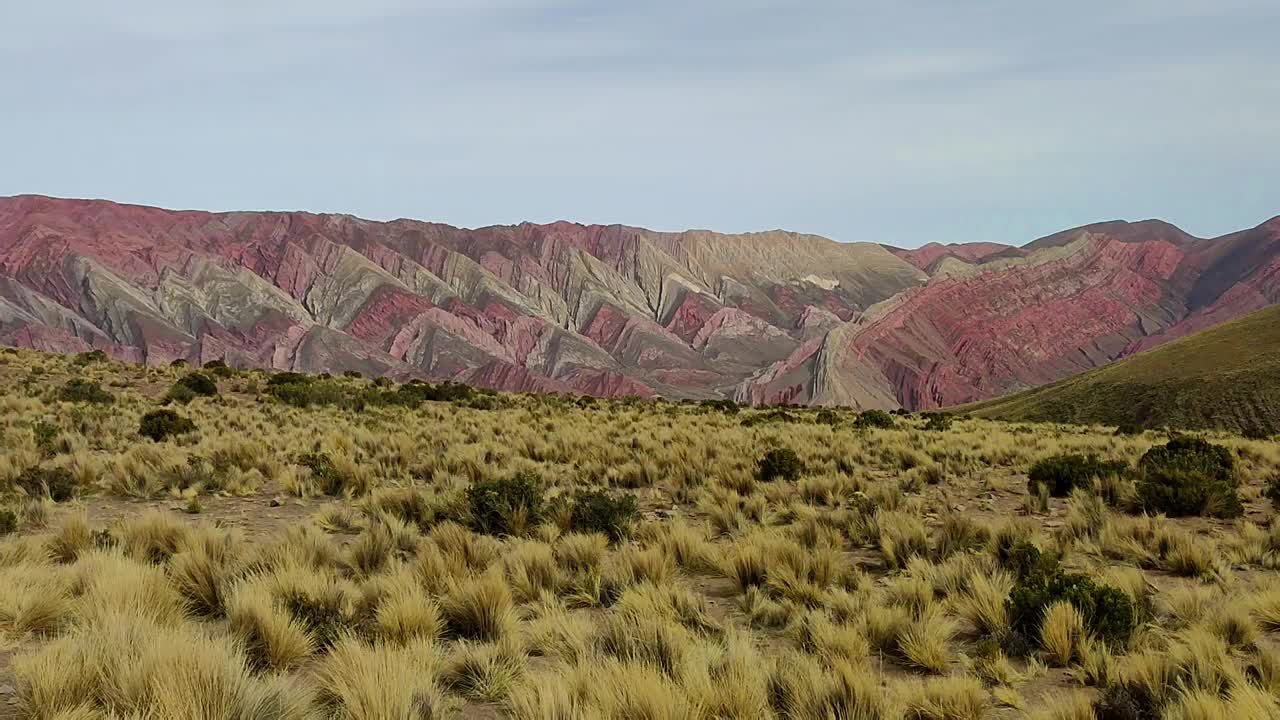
<box><xmin>2</xmin><ymin>348</ymin><xmax>1280</xmax><ymax>717</ymax></box>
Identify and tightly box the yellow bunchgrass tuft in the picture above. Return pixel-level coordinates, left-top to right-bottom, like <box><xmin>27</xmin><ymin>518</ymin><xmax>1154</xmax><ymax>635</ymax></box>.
<box><xmin>1040</xmin><ymin>601</ymin><xmax>1085</xmax><ymax>667</ymax></box>
<box><xmin>226</xmin><ymin>584</ymin><xmax>314</xmax><ymax>671</ymax></box>
<box><xmin>441</xmin><ymin>571</ymin><xmax>518</xmax><ymax>642</ymax></box>
<box><xmin>316</xmin><ymin>635</ymin><xmax>448</xmax><ymax>719</ymax></box>
<box><xmin>441</xmin><ymin>637</ymin><xmax>528</xmax><ymax>701</ymax></box>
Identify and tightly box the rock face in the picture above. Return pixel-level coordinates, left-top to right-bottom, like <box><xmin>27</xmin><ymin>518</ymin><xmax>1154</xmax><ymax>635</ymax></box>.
<box><xmin>1</xmin><ymin>195</ymin><xmax>1277</xmax><ymax>409</ymax></box>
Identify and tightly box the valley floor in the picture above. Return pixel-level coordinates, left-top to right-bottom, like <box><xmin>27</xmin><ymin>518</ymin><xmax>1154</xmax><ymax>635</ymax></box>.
<box><xmin>1</xmin><ymin>349</ymin><xmax>1278</xmax><ymax>719</ymax></box>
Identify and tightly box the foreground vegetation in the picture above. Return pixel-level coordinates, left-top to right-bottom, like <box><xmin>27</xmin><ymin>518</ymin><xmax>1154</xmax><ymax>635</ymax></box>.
<box><xmin>966</xmin><ymin>304</ymin><xmax>1280</xmax><ymax>438</ymax></box>
<box><xmin>1</xmin><ymin>348</ymin><xmax>1280</xmax><ymax>719</ymax></box>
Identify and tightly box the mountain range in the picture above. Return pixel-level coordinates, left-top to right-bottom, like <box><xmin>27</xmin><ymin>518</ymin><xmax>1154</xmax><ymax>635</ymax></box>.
<box><xmin>2</xmin><ymin>194</ymin><xmax>1277</xmax><ymax>410</ymax></box>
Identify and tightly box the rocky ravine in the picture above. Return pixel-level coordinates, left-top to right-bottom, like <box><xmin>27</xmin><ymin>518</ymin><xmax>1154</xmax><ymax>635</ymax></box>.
<box><xmin>1</xmin><ymin>195</ymin><xmax>1277</xmax><ymax>409</ymax></box>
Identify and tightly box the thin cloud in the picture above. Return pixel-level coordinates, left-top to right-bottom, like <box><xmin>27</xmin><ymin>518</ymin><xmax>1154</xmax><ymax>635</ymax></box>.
<box><xmin>1</xmin><ymin>0</ymin><xmax>1276</xmax><ymax>246</ymax></box>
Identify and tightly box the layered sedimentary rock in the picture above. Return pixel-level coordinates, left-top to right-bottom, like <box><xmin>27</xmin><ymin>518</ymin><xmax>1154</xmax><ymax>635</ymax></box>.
<box><xmin>1</xmin><ymin>195</ymin><xmax>1276</xmax><ymax>409</ymax></box>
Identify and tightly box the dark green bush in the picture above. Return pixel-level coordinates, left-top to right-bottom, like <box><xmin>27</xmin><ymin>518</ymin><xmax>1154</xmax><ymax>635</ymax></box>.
<box><xmin>342</xmin><ymin>370</ymin><xmax>363</xmax><ymax>379</ymax></box>
<box><xmin>921</xmin><ymin>412</ymin><xmax>954</xmax><ymax>432</ymax></box>
<box><xmin>815</xmin><ymin>408</ymin><xmax>840</xmax><ymax>426</ymax></box>
<box><xmin>139</xmin><ymin>409</ymin><xmax>197</xmax><ymax>442</ymax></box>
<box><xmin>1027</xmin><ymin>454</ymin><xmax>1128</xmax><ymax>498</ymax></box>
<box><xmin>16</xmin><ymin>466</ymin><xmax>78</xmax><ymax>503</ymax></box>
<box><xmin>202</xmin><ymin>359</ymin><xmax>234</xmax><ymax>378</ymax></box>
<box><xmin>758</xmin><ymin>448</ymin><xmax>803</xmax><ymax>483</ymax></box>
<box><xmin>56</xmin><ymin>378</ymin><xmax>114</xmax><ymax>404</ymax></box>
<box><xmin>854</xmin><ymin>409</ymin><xmax>895</xmax><ymax>430</ymax></box>
<box><xmin>1003</xmin><ymin>543</ymin><xmax>1140</xmax><ymax>650</ymax></box>
<box><xmin>268</xmin><ymin>379</ymin><xmax>349</xmax><ymax>408</ymax></box>
<box><xmin>164</xmin><ymin>385</ymin><xmax>197</xmax><ymax>405</ymax></box>
<box><xmin>173</xmin><ymin>372</ymin><xmax>219</xmax><ymax>397</ymax></box>
<box><xmin>569</xmin><ymin>488</ymin><xmax>639</xmax><ymax>541</ymax></box>
<box><xmin>1139</xmin><ymin>436</ymin><xmax>1234</xmax><ymax>481</ymax></box>
<box><xmin>268</xmin><ymin>371</ymin><xmax>313</xmax><ymax>387</ymax></box>
<box><xmin>1113</xmin><ymin>423</ymin><xmax>1143</xmax><ymax>436</ymax></box>
<box><xmin>467</xmin><ymin>471</ymin><xmax>546</xmax><ymax>536</ymax></box>
<box><xmin>1134</xmin><ymin>437</ymin><xmax>1241</xmax><ymax>518</ymax></box>
<box><xmin>0</xmin><ymin>508</ymin><xmax>17</xmax><ymax>535</ymax></box>
<box><xmin>73</xmin><ymin>350</ymin><xmax>109</xmax><ymax>365</ymax></box>
<box><xmin>700</xmin><ymin>398</ymin><xmax>740</xmax><ymax>414</ymax></box>
<box><xmin>169</xmin><ymin>358</ymin><xmax>189</xmax><ymax>368</ymax></box>
<box><xmin>741</xmin><ymin>409</ymin><xmax>799</xmax><ymax>427</ymax></box>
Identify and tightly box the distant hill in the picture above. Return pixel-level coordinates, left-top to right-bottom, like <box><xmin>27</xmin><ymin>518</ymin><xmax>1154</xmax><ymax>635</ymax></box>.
<box><xmin>963</xmin><ymin>304</ymin><xmax>1280</xmax><ymax>435</ymax></box>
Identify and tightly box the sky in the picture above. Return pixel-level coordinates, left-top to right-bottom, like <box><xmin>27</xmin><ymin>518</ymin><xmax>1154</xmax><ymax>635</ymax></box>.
<box><xmin>2</xmin><ymin>1</ymin><xmax>1278</xmax><ymax>248</ymax></box>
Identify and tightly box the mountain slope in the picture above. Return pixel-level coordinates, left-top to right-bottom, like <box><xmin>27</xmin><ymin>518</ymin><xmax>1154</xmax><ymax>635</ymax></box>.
<box><xmin>963</xmin><ymin>304</ymin><xmax>1280</xmax><ymax>434</ymax></box>
<box><xmin>1</xmin><ymin>194</ymin><xmax>1277</xmax><ymax>409</ymax></box>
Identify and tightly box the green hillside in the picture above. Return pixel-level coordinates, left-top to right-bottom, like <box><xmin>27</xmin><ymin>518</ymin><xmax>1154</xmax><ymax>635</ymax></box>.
<box><xmin>963</xmin><ymin>304</ymin><xmax>1280</xmax><ymax>435</ymax></box>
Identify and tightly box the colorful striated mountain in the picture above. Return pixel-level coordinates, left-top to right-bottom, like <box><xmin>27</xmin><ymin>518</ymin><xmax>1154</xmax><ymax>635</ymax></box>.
<box><xmin>2</xmin><ymin>195</ymin><xmax>1277</xmax><ymax>409</ymax></box>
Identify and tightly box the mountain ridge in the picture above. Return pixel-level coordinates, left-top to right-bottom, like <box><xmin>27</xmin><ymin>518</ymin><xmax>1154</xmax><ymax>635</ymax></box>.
<box><xmin>2</xmin><ymin>194</ymin><xmax>1277</xmax><ymax>409</ymax></box>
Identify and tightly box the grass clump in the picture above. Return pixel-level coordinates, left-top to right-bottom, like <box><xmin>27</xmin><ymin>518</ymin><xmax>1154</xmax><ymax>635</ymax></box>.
<box><xmin>138</xmin><ymin>408</ymin><xmax>197</xmax><ymax>442</ymax></box>
<box><xmin>1027</xmin><ymin>454</ymin><xmax>1127</xmax><ymax>498</ymax></box>
<box><xmin>467</xmin><ymin>471</ymin><xmax>546</xmax><ymax>537</ymax></box>
<box><xmin>1135</xmin><ymin>437</ymin><xmax>1242</xmax><ymax>518</ymax></box>
<box><xmin>758</xmin><ymin>448</ymin><xmax>803</xmax><ymax>483</ymax></box>
<box><xmin>568</xmin><ymin>488</ymin><xmax>638</xmax><ymax>542</ymax></box>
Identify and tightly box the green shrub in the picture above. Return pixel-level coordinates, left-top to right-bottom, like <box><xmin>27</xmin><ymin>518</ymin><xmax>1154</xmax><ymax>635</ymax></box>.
<box><xmin>15</xmin><ymin>466</ymin><xmax>78</xmax><ymax>503</ymax></box>
<box><xmin>854</xmin><ymin>409</ymin><xmax>895</xmax><ymax>430</ymax></box>
<box><xmin>700</xmin><ymin>398</ymin><xmax>739</xmax><ymax>414</ymax></box>
<box><xmin>1139</xmin><ymin>436</ymin><xmax>1234</xmax><ymax>481</ymax></box>
<box><xmin>1027</xmin><ymin>454</ymin><xmax>1128</xmax><ymax>498</ymax></box>
<box><xmin>268</xmin><ymin>379</ymin><xmax>349</xmax><ymax>408</ymax></box>
<box><xmin>139</xmin><ymin>409</ymin><xmax>197</xmax><ymax>442</ymax></box>
<box><xmin>921</xmin><ymin>412</ymin><xmax>954</xmax><ymax>432</ymax></box>
<box><xmin>0</xmin><ymin>508</ymin><xmax>17</xmax><ymax>535</ymax></box>
<box><xmin>1113</xmin><ymin>423</ymin><xmax>1143</xmax><ymax>436</ymax></box>
<box><xmin>467</xmin><ymin>471</ymin><xmax>546</xmax><ymax>536</ymax></box>
<box><xmin>268</xmin><ymin>371</ymin><xmax>313</xmax><ymax>387</ymax></box>
<box><xmin>1134</xmin><ymin>437</ymin><xmax>1241</xmax><ymax>518</ymax></box>
<box><xmin>73</xmin><ymin>350</ymin><xmax>108</xmax><ymax>365</ymax></box>
<box><xmin>758</xmin><ymin>448</ymin><xmax>803</xmax><ymax>483</ymax></box>
<box><xmin>342</xmin><ymin>370</ymin><xmax>364</xmax><ymax>379</ymax></box>
<box><xmin>56</xmin><ymin>378</ymin><xmax>114</xmax><ymax>404</ymax></box>
<box><xmin>173</xmin><ymin>372</ymin><xmax>219</xmax><ymax>397</ymax></box>
<box><xmin>1004</xmin><ymin>543</ymin><xmax>1140</xmax><ymax>650</ymax></box>
<box><xmin>742</xmin><ymin>407</ymin><xmax>798</xmax><ymax>422</ymax></box>
<box><xmin>569</xmin><ymin>489</ymin><xmax>639</xmax><ymax>541</ymax></box>
<box><xmin>202</xmin><ymin>359</ymin><xmax>234</xmax><ymax>378</ymax></box>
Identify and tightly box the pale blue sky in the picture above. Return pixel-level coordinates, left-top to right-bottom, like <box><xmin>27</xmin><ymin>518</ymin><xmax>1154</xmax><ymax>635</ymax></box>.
<box><xmin>2</xmin><ymin>1</ymin><xmax>1278</xmax><ymax>247</ymax></box>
